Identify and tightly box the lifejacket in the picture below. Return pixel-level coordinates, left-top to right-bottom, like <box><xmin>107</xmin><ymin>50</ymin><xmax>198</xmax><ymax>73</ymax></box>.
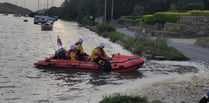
<box><xmin>90</xmin><ymin>47</ymin><xmax>108</xmax><ymax>61</ymax></box>
<box><xmin>66</xmin><ymin>50</ymin><xmax>77</xmax><ymax>61</ymax></box>
<box><xmin>97</xmin><ymin>47</ymin><xmax>105</xmax><ymax>57</ymax></box>
<box><xmin>74</xmin><ymin>42</ymin><xmax>85</xmax><ymax>55</ymax></box>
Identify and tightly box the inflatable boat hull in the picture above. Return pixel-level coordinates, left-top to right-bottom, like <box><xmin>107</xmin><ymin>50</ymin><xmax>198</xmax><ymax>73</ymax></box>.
<box><xmin>34</xmin><ymin>54</ymin><xmax>144</xmax><ymax>72</ymax></box>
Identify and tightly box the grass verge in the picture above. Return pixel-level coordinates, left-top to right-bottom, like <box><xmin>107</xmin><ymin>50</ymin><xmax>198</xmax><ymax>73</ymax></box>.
<box><xmin>88</xmin><ymin>24</ymin><xmax>188</xmax><ymax>60</ymax></box>
<box><xmin>99</xmin><ymin>95</ymin><xmax>164</xmax><ymax>103</ymax></box>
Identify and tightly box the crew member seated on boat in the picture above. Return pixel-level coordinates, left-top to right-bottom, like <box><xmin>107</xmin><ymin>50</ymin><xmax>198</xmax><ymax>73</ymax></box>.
<box><xmin>90</xmin><ymin>43</ymin><xmax>112</xmax><ymax>72</ymax></box>
<box><xmin>65</xmin><ymin>45</ymin><xmax>78</xmax><ymax>61</ymax></box>
<box><xmin>199</xmin><ymin>90</ymin><xmax>209</xmax><ymax>103</ymax></box>
<box><xmin>74</xmin><ymin>38</ymin><xmax>88</xmax><ymax>60</ymax></box>
<box><xmin>53</xmin><ymin>47</ymin><xmax>67</xmax><ymax>59</ymax></box>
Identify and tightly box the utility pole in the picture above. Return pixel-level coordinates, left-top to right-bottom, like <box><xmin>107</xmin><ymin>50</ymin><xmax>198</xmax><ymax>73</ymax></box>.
<box><xmin>24</xmin><ymin>2</ymin><xmax>25</xmax><ymax>8</ymax></box>
<box><xmin>47</xmin><ymin>0</ymin><xmax>49</xmax><ymax>15</ymax></box>
<box><xmin>111</xmin><ymin>0</ymin><xmax>114</xmax><ymax>20</ymax></box>
<box><xmin>38</xmin><ymin>0</ymin><xmax>40</xmax><ymax>10</ymax></box>
<box><xmin>104</xmin><ymin>0</ymin><xmax>107</xmax><ymax>23</ymax></box>
<box><xmin>52</xmin><ymin>0</ymin><xmax>54</xmax><ymax>7</ymax></box>
<box><xmin>47</xmin><ymin>0</ymin><xmax>48</xmax><ymax>10</ymax></box>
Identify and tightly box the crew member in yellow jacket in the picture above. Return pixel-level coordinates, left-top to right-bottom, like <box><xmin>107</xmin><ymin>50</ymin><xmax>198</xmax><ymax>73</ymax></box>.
<box><xmin>90</xmin><ymin>43</ymin><xmax>112</xmax><ymax>72</ymax></box>
<box><xmin>65</xmin><ymin>45</ymin><xmax>77</xmax><ymax>61</ymax></box>
<box><xmin>74</xmin><ymin>38</ymin><xmax>88</xmax><ymax>60</ymax></box>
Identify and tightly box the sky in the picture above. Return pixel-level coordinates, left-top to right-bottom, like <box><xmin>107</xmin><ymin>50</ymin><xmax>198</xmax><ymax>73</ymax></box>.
<box><xmin>0</xmin><ymin>0</ymin><xmax>65</xmax><ymax>11</ymax></box>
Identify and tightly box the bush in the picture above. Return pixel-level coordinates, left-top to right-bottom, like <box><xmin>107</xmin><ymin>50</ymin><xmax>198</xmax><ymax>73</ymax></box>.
<box><xmin>91</xmin><ymin>24</ymin><xmax>188</xmax><ymax>60</ymax></box>
<box><xmin>153</xmin><ymin>12</ymin><xmax>190</xmax><ymax>23</ymax></box>
<box><xmin>79</xmin><ymin>15</ymin><xmax>95</xmax><ymax>26</ymax></box>
<box><xmin>100</xmin><ymin>95</ymin><xmax>148</xmax><ymax>103</ymax></box>
<box><xmin>96</xmin><ymin>23</ymin><xmax>115</xmax><ymax>33</ymax></box>
<box><xmin>150</xmin><ymin>45</ymin><xmax>188</xmax><ymax>60</ymax></box>
<box><xmin>118</xmin><ymin>18</ymin><xmax>136</xmax><ymax>25</ymax></box>
<box><xmin>141</xmin><ymin>10</ymin><xmax>209</xmax><ymax>24</ymax></box>
<box><xmin>188</xmin><ymin>10</ymin><xmax>209</xmax><ymax>16</ymax></box>
<box><xmin>142</xmin><ymin>15</ymin><xmax>155</xmax><ymax>24</ymax></box>
<box><xmin>121</xmin><ymin>16</ymin><xmax>142</xmax><ymax>20</ymax></box>
<box><xmin>184</xmin><ymin>3</ymin><xmax>204</xmax><ymax>10</ymax></box>
<box><xmin>199</xmin><ymin>36</ymin><xmax>209</xmax><ymax>40</ymax></box>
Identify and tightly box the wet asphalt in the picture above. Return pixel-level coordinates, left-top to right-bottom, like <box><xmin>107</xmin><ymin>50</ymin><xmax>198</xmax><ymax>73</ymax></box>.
<box><xmin>168</xmin><ymin>39</ymin><xmax>209</xmax><ymax>63</ymax></box>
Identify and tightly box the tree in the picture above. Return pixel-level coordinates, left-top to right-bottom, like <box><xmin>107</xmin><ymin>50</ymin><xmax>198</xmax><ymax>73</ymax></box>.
<box><xmin>54</xmin><ymin>0</ymin><xmax>207</xmax><ymax>21</ymax></box>
<box><xmin>133</xmin><ymin>5</ymin><xmax>144</xmax><ymax>16</ymax></box>
<box><xmin>204</xmin><ymin>0</ymin><xmax>209</xmax><ymax>9</ymax></box>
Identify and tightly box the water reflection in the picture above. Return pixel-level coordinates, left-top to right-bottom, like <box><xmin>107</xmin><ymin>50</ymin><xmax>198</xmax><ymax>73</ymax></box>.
<box><xmin>40</xmin><ymin>69</ymin><xmax>143</xmax><ymax>87</ymax></box>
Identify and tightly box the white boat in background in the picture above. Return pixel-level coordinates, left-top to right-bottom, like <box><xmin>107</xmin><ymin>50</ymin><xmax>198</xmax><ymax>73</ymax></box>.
<box><xmin>41</xmin><ymin>22</ymin><xmax>53</xmax><ymax>30</ymax></box>
<box><xmin>39</xmin><ymin>0</ymin><xmax>56</xmax><ymax>31</ymax></box>
<box><xmin>13</xmin><ymin>14</ymin><xmax>21</xmax><ymax>17</ymax></box>
<box><xmin>3</xmin><ymin>13</ymin><xmax>8</xmax><ymax>16</ymax></box>
<box><xmin>34</xmin><ymin>15</ymin><xmax>48</xmax><ymax>24</ymax></box>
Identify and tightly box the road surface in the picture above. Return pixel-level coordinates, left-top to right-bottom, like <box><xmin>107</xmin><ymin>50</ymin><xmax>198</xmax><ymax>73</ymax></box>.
<box><xmin>168</xmin><ymin>39</ymin><xmax>209</xmax><ymax>63</ymax></box>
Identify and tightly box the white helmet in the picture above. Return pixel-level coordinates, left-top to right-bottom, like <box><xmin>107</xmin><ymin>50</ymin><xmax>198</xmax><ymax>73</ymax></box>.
<box><xmin>99</xmin><ymin>42</ymin><xmax>105</xmax><ymax>48</ymax></box>
<box><xmin>70</xmin><ymin>45</ymin><xmax>77</xmax><ymax>50</ymax></box>
<box><xmin>78</xmin><ymin>38</ymin><xmax>83</xmax><ymax>44</ymax></box>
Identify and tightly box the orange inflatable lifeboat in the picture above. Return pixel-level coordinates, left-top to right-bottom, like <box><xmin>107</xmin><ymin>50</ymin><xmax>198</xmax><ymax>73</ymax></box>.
<box><xmin>34</xmin><ymin>54</ymin><xmax>144</xmax><ymax>72</ymax></box>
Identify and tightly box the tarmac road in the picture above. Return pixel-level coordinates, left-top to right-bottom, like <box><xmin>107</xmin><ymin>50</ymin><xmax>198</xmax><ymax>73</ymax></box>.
<box><xmin>115</xmin><ymin>27</ymin><xmax>209</xmax><ymax>63</ymax></box>
<box><xmin>168</xmin><ymin>39</ymin><xmax>209</xmax><ymax>63</ymax></box>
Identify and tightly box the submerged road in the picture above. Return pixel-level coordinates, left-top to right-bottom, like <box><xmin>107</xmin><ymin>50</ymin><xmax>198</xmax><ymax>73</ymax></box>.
<box><xmin>115</xmin><ymin>26</ymin><xmax>209</xmax><ymax>63</ymax></box>
<box><xmin>168</xmin><ymin>39</ymin><xmax>209</xmax><ymax>63</ymax></box>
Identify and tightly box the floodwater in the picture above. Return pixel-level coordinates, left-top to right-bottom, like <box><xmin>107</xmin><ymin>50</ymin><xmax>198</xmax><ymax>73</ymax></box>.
<box><xmin>0</xmin><ymin>14</ymin><xmax>209</xmax><ymax>103</ymax></box>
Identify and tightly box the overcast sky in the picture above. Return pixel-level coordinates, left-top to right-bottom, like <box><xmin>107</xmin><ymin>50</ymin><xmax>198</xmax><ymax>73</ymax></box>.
<box><xmin>0</xmin><ymin>0</ymin><xmax>65</xmax><ymax>11</ymax></box>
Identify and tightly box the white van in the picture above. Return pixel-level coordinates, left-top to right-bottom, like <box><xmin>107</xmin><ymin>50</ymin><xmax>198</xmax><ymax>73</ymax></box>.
<box><xmin>34</xmin><ymin>15</ymin><xmax>49</xmax><ymax>24</ymax></box>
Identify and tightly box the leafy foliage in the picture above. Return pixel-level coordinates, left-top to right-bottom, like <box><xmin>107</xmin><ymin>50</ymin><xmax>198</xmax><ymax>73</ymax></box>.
<box><xmin>153</xmin><ymin>12</ymin><xmax>190</xmax><ymax>23</ymax></box>
<box><xmin>79</xmin><ymin>15</ymin><xmax>95</xmax><ymax>26</ymax></box>
<box><xmin>142</xmin><ymin>10</ymin><xmax>209</xmax><ymax>24</ymax></box>
<box><xmin>142</xmin><ymin>15</ymin><xmax>155</xmax><ymax>24</ymax></box>
<box><xmin>188</xmin><ymin>10</ymin><xmax>209</xmax><ymax>16</ymax></box>
<box><xmin>199</xmin><ymin>36</ymin><xmax>209</xmax><ymax>40</ymax></box>
<box><xmin>96</xmin><ymin>23</ymin><xmax>115</xmax><ymax>33</ymax></box>
<box><xmin>90</xmin><ymin>25</ymin><xmax>188</xmax><ymax>60</ymax></box>
<box><xmin>100</xmin><ymin>95</ymin><xmax>148</xmax><ymax>103</ymax></box>
<box><xmin>52</xmin><ymin>0</ymin><xmax>208</xmax><ymax>21</ymax></box>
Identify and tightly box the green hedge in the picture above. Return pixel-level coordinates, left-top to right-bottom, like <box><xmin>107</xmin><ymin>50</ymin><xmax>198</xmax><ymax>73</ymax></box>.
<box><xmin>142</xmin><ymin>10</ymin><xmax>209</xmax><ymax>24</ymax></box>
<box><xmin>153</xmin><ymin>12</ymin><xmax>190</xmax><ymax>23</ymax></box>
<box><xmin>118</xmin><ymin>18</ymin><xmax>136</xmax><ymax>25</ymax></box>
<box><xmin>118</xmin><ymin>16</ymin><xmax>142</xmax><ymax>25</ymax></box>
<box><xmin>100</xmin><ymin>95</ymin><xmax>148</xmax><ymax>103</ymax></box>
<box><xmin>96</xmin><ymin>23</ymin><xmax>115</xmax><ymax>33</ymax></box>
<box><xmin>142</xmin><ymin>15</ymin><xmax>155</xmax><ymax>24</ymax></box>
<box><xmin>199</xmin><ymin>36</ymin><xmax>209</xmax><ymax>40</ymax></box>
<box><xmin>188</xmin><ymin>10</ymin><xmax>209</xmax><ymax>16</ymax></box>
<box><xmin>120</xmin><ymin>16</ymin><xmax>141</xmax><ymax>20</ymax></box>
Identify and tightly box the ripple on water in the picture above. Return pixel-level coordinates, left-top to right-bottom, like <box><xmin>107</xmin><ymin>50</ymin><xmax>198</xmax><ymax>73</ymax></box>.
<box><xmin>141</xmin><ymin>60</ymin><xmax>199</xmax><ymax>75</ymax></box>
<box><xmin>0</xmin><ymin>85</ymin><xmax>18</xmax><ymax>89</ymax></box>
